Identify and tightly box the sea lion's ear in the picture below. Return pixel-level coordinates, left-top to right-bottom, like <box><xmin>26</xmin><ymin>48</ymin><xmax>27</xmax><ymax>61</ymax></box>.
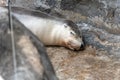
<box><xmin>70</xmin><ymin>31</ymin><xmax>75</xmax><ymax>35</ymax></box>
<box><xmin>63</xmin><ymin>24</ymin><xmax>68</xmax><ymax>28</ymax></box>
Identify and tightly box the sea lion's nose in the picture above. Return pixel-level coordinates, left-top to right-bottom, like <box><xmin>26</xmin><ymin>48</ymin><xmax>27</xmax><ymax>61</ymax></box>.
<box><xmin>80</xmin><ymin>43</ymin><xmax>84</xmax><ymax>50</ymax></box>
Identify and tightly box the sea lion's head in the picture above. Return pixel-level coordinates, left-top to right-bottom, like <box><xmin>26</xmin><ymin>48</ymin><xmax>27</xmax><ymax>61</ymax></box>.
<box><xmin>60</xmin><ymin>20</ymin><xmax>84</xmax><ymax>50</ymax></box>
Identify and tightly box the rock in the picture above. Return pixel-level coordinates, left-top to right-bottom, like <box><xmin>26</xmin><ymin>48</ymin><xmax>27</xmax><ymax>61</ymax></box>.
<box><xmin>0</xmin><ymin>13</ymin><xmax>57</xmax><ymax>80</ymax></box>
<box><xmin>0</xmin><ymin>0</ymin><xmax>120</xmax><ymax>80</ymax></box>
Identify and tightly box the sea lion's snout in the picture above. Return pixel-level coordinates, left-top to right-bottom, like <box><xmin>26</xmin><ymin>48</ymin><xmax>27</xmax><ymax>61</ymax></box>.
<box><xmin>80</xmin><ymin>42</ymin><xmax>85</xmax><ymax>50</ymax></box>
<box><xmin>72</xmin><ymin>41</ymin><xmax>85</xmax><ymax>51</ymax></box>
<box><xmin>69</xmin><ymin>34</ymin><xmax>85</xmax><ymax>51</ymax></box>
<box><xmin>64</xmin><ymin>38</ymin><xmax>84</xmax><ymax>51</ymax></box>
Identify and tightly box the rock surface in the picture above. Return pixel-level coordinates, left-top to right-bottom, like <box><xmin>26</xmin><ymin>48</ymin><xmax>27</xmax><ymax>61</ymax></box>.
<box><xmin>0</xmin><ymin>9</ymin><xmax>57</xmax><ymax>80</ymax></box>
<box><xmin>0</xmin><ymin>0</ymin><xmax>120</xmax><ymax>80</ymax></box>
<box><xmin>0</xmin><ymin>17</ymin><xmax>44</xmax><ymax>80</ymax></box>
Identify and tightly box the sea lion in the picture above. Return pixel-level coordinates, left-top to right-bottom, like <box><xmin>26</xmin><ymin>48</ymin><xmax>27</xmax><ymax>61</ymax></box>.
<box><xmin>0</xmin><ymin>6</ymin><xmax>84</xmax><ymax>50</ymax></box>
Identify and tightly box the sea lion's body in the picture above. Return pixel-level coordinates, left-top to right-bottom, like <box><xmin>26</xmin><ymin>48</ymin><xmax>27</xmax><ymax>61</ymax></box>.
<box><xmin>13</xmin><ymin>12</ymin><xmax>64</xmax><ymax>45</ymax></box>
<box><xmin>0</xmin><ymin>6</ymin><xmax>84</xmax><ymax>50</ymax></box>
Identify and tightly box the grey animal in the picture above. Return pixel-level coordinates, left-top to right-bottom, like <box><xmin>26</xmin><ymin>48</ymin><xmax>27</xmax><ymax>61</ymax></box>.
<box><xmin>0</xmin><ymin>6</ymin><xmax>84</xmax><ymax>50</ymax></box>
<box><xmin>0</xmin><ymin>11</ymin><xmax>58</xmax><ymax>80</ymax></box>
